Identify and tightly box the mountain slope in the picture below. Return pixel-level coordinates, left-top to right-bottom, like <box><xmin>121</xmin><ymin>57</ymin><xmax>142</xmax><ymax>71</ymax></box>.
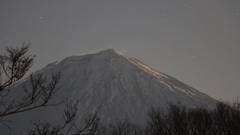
<box><xmin>2</xmin><ymin>49</ymin><xmax>217</xmax><ymax>133</ymax></box>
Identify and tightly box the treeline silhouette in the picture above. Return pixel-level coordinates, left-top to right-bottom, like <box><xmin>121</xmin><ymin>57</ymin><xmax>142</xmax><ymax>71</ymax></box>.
<box><xmin>95</xmin><ymin>100</ymin><xmax>240</xmax><ymax>135</ymax></box>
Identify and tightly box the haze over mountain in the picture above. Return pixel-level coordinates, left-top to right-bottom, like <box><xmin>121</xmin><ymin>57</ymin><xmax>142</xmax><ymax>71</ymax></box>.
<box><xmin>2</xmin><ymin>49</ymin><xmax>217</xmax><ymax>133</ymax></box>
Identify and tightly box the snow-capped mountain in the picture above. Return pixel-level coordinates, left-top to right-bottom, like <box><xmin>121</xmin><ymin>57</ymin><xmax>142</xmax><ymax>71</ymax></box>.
<box><xmin>2</xmin><ymin>49</ymin><xmax>217</xmax><ymax>133</ymax></box>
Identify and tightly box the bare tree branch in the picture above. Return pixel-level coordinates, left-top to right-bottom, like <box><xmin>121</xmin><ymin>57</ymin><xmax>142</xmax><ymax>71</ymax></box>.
<box><xmin>0</xmin><ymin>43</ymin><xmax>35</xmax><ymax>94</ymax></box>
<box><xmin>0</xmin><ymin>44</ymin><xmax>62</xmax><ymax>133</ymax></box>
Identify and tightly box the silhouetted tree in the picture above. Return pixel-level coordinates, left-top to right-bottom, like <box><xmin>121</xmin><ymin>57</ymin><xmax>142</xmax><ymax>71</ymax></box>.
<box><xmin>145</xmin><ymin>107</ymin><xmax>170</xmax><ymax>135</ymax></box>
<box><xmin>166</xmin><ymin>103</ymin><xmax>189</xmax><ymax>135</ymax></box>
<box><xmin>188</xmin><ymin>108</ymin><xmax>213</xmax><ymax>135</ymax></box>
<box><xmin>0</xmin><ymin>44</ymin><xmax>62</xmax><ymax>132</ymax></box>
<box><xmin>0</xmin><ymin>44</ymin><xmax>100</xmax><ymax>134</ymax></box>
<box><xmin>145</xmin><ymin>100</ymin><xmax>240</xmax><ymax>135</ymax></box>
<box><xmin>28</xmin><ymin>100</ymin><xmax>100</xmax><ymax>135</ymax></box>
<box><xmin>213</xmin><ymin>99</ymin><xmax>240</xmax><ymax>134</ymax></box>
<box><xmin>107</xmin><ymin>117</ymin><xmax>143</xmax><ymax>135</ymax></box>
<box><xmin>0</xmin><ymin>43</ymin><xmax>35</xmax><ymax>92</ymax></box>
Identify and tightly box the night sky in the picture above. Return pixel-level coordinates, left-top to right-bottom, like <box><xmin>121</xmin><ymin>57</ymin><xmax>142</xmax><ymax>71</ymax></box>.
<box><xmin>1</xmin><ymin>0</ymin><xmax>239</xmax><ymax>101</ymax></box>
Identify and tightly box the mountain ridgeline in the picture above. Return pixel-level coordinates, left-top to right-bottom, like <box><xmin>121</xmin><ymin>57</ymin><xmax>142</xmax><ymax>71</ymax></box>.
<box><xmin>4</xmin><ymin>49</ymin><xmax>217</xmax><ymax>133</ymax></box>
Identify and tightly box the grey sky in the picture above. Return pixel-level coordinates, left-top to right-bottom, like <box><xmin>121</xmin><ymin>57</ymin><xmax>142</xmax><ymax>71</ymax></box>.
<box><xmin>1</xmin><ymin>0</ymin><xmax>239</xmax><ymax>100</ymax></box>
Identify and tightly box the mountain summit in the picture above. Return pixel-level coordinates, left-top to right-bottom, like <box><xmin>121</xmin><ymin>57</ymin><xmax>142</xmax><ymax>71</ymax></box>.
<box><xmin>4</xmin><ymin>49</ymin><xmax>217</xmax><ymax>132</ymax></box>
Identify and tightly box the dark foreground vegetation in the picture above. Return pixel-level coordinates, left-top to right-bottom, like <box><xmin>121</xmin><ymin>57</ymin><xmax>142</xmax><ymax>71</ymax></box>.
<box><xmin>97</xmin><ymin>100</ymin><xmax>240</xmax><ymax>135</ymax></box>
<box><xmin>27</xmin><ymin>100</ymin><xmax>239</xmax><ymax>135</ymax></box>
<box><xmin>1</xmin><ymin>44</ymin><xmax>239</xmax><ymax>135</ymax></box>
